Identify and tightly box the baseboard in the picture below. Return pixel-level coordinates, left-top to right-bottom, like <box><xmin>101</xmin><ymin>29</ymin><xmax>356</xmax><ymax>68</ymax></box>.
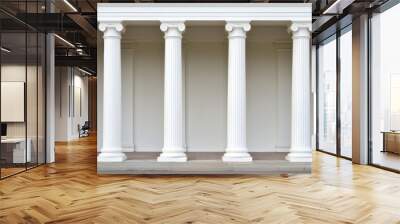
<box><xmin>121</xmin><ymin>147</ymin><xmax>135</xmax><ymax>153</ymax></box>
<box><xmin>249</xmin><ymin>148</ymin><xmax>290</xmax><ymax>152</ymax></box>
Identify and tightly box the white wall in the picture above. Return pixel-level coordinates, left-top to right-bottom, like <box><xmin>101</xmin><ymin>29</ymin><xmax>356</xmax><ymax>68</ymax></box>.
<box><xmin>185</xmin><ymin>41</ymin><xmax>227</xmax><ymax>151</ymax></box>
<box><xmin>55</xmin><ymin>67</ymin><xmax>89</xmax><ymax>141</ymax></box>
<box><xmin>97</xmin><ymin>24</ymin><xmax>292</xmax><ymax>152</ymax></box>
<box><xmin>73</xmin><ymin>72</ymin><xmax>89</xmax><ymax>137</ymax></box>
<box><xmin>55</xmin><ymin>67</ymin><xmax>69</xmax><ymax>141</ymax></box>
<box><xmin>132</xmin><ymin>43</ymin><xmax>164</xmax><ymax>151</ymax></box>
<box><xmin>121</xmin><ymin>48</ymin><xmax>134</xmax><ymax>150</ymax></box>
<box><xmin>275</xmin><ymin>49</ymin><xmax>292</xmax><ymax>149</ymax></box>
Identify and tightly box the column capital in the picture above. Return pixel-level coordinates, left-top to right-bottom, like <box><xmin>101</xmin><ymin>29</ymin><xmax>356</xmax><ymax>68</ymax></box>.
<box><xmin>288</xmin><ymin>22</ymin><xmax>311</xmax><ymax>39</ymax></box>
<box><xmin>160</xmin><ymin>21</ymin><xmax>186</xmax><ymax>38</ymax></box>
<box><xmin>99</xmin><ymin>22</ymin><xmax>125</xmax><ymax>38</ymax></box>
<box><xmin>225</xmin><ymin>21</ymin><xmax>251</xmax><ymax>38</ymax></box>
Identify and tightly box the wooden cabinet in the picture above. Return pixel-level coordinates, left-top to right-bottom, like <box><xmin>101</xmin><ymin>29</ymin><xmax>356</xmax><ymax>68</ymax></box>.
<box><xmin>382</xmin><ymin>132</ymin><xmax>400</xmax><ymax>154</ymax></box>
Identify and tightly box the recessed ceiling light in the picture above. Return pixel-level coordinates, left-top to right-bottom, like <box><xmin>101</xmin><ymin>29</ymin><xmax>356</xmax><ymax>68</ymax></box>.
<box><xmin>1</xmin><ymin>47</ymin><xmax>11</xmax><ymax>53</ymax></box>
<box><xmin>63</xmin><ymin>0</ymin><xmax>78</xmax><ymax>12</ymax></box>
<box><xmin>54</xmin><ymin>34</ymin><xmax>75</xmax><ymax>48</ymax></box>
<box><xmin>323</xmin><ymin>0</ymin><xmax>355</xmax><ymax>15</ymax></box>
<box><xmin>78</xmin><ymin>67</ymin><xmax>93</xmax><ymax>76</ymax></box>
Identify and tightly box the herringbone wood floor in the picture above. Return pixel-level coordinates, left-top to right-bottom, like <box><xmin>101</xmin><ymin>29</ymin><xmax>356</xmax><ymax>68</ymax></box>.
<box><xmin>1</xmin><ymin>135</ymin><xmax>400</xmax><ymax>224</ymax></box>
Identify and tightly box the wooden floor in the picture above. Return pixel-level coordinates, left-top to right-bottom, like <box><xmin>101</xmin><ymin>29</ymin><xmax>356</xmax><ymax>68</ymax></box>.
<box><xmin>372</xmin><ymin>150</ymin><xmax>400</xmax><ymax>171</ymax></box>
<box><xmin>0</xmin><ymin>167</ymin><xmax>26</xmax><ymax>178</ymax></box>
<box><xmin>1</xmin><ymin>135</ymin><xmax>400</xmax><ymax>223</ymax></box>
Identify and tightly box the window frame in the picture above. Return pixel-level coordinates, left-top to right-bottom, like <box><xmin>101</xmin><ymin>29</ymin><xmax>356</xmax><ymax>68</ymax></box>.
<box><xmin>315</xmin><ymin>23</ymin><xmax>353</xmax><ymax>161</ymax></box>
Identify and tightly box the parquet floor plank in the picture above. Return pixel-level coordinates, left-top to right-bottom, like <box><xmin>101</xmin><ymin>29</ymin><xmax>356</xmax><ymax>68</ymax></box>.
<box><xmin>1</xmin><ymin>135</ymin><xmax>400</xmax><ymax>223</ymax></box>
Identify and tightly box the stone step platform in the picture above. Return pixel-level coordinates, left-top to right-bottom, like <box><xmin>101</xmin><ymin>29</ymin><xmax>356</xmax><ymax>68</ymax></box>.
<box><xmin>98</xmin><ymin>152</ymin><xmax>311</xmax><ymax>175</ymax></box>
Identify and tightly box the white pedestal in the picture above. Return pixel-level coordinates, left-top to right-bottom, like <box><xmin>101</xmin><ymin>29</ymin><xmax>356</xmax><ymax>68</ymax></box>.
<box><xmin>98</xmin><ymin>152</ymin><xmax>127</xmax><ymax>162</ymax></box>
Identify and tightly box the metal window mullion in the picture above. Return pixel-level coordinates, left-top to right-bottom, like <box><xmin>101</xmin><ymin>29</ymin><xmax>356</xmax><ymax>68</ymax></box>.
<box><xmin>316</xmin><ymin>44</ymin><xmax>320</xmax><ymax>150</ymax></box>
<box><xmin>0</xmin><ymin>27</ymin><xmax>2</xmax><ymax>179</ymax></box>
<box><xmin>367</xmin><ymin>11</ymin><xmax>373</xmax><ymax>165</ymax></box>
<box><xmin>24</xmin><ymin>0</ymin><xmax>28</xmax><ymax>171</ymax></box>
<box><xmin>336</xmin><ymin>29</ymin><xmax>341</xmax><ymax>157</ymax></box>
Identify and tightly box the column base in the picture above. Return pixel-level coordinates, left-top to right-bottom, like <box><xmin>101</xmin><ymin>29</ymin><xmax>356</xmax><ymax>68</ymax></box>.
<box><xmin>97</xmin><ymin>152</ymin><xmax>127</xmax><ymax>162</ymax></box>
<box><xmin>222</xmin><ymin>152</ymin><xmax>253</xmax><ymax>162</ymax></box>
<box><xmin>285</xmin><ymin>152</ymin><xmax>312</xmax><ymax>162</ymax></box>
<box><xmin>157</xmin><ymin>152</ymin><xmax>187</xmax><ymax>162</ymax></box>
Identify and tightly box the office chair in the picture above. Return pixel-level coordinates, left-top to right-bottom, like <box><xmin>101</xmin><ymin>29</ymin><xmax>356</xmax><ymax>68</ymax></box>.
<box><xmin>79</xmin><ymin>121</ymin><xmax>90</xmax><ymax>138</ymax></box>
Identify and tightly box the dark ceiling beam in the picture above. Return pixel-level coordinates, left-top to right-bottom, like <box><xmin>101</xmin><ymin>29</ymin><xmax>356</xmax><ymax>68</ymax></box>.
<box><xmin>61</xmin><ymin>0</ymin><xmax>97</xmax><ymax>45</ymax></box>
<box><xmin>312</xmin><ymin>15</ymin><xmax>335</xmax><ymax>33</ymax></box>
<box><xmin>67</xmin><ymin>13</ymin><xmax>97</xmax><ymax>39</ymax></box>
<box><xmin>13</xmin><ymin>13</ymin><xmax>83</xmax><ymax>32</ymax></box>
<box><xmin>50</xmin><ymin>0</ymin><xmax>96</xmax><ymax>47</ymax></box>
<box><xmin>86</xmin><ymin>0</ymin><xmax>97</xmax><ymax>11</ymax></box>
<box><xmin>56</xmin><ymin>47</ymin><xmax>97</xmax><ymax>57</ymax></box>
<box><xmin>55</xmin><ymin>55</ymin><xmax>96</xmax><ymax>71</ymax></box>
<box><xmin>0</xmin><ymin>8</ymin><xmax>38</xmax><ymax>31</ymax></box>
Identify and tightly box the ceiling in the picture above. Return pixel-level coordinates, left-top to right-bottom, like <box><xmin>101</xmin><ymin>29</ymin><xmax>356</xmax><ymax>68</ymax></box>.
<box><xmin>0</xmin><ymin>0</ymin><xmax>391</xmax><ymax>75</ymax></box>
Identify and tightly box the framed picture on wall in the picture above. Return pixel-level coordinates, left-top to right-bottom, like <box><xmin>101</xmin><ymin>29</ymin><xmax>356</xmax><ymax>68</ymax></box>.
<box><xmin>1</xmin><ymin>81</ymin><xmax>25</xmax><ymax>122</ymax></box>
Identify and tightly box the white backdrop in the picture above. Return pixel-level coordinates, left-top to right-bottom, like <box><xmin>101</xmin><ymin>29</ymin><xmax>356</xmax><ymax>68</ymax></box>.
<box><xmin>98</xmin><ymin>25</ymin><xmax>292</xmax><ymax>152</ymax></box>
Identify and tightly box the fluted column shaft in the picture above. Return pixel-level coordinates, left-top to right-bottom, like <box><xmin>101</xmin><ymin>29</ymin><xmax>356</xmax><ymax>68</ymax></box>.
<box><xmin>223</xmin><ymin>22</ymin><xmax>252</xmax><ymax>162</ymax></box>
<box><xmin>286</xmin><ymin>22</ymin><xmax>312</xmax><ymax>162</ymax></box>
<box><xmin>97</xmin><ymin>22</ymin><xmax>126</xmax><ymax>162</ymax></box>
<box><xmin>158</xmin><ymin>21</ymin><xmax>187</xmax><ymax>162</ymax></box>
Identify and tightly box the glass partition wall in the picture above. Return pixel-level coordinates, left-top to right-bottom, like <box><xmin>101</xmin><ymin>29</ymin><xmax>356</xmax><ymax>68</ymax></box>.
<box><xmin>316</xmin><ymin>26</ymin><xmax>353</xmax><ymax>159</ymax></box>
<box><xmin>0</xmin><ymin>1</ymin><xmax>46</xmax><ymax>179</ymax></box>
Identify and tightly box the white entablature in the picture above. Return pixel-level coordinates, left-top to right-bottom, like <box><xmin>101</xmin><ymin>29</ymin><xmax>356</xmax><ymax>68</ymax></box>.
<box><xmin>97</xmin><ymin>3</ymin><xmax>311</xmax><ymax>23</ymax></box>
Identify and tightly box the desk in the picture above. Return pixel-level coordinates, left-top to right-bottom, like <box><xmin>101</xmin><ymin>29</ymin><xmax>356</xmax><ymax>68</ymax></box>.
<box><xmin>1</xmin><ymin>138</ymin><xmax>31</xmax><ymax>163</ymax></box>
<box><xmin>382</xmin><ymin>131</ymin><xmax>400</xmax><ymax>155</ymax></box>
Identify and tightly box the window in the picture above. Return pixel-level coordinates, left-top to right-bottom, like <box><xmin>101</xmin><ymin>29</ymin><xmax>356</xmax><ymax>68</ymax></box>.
<box><xmin>339</xmin><ymin>28</ymin><xmax>352</xmax><ymax>158</ymax></box>
<box><xmin>317</xmin><ymin>36</ymin><xmax>337</xmax><ymax>154</ymax></box>
<box><xmin>370</xmin><ymin>3</ymin><xmax>400</xmax><ymax>171</ymax></box>
<box><xmin>316</xmin><ymin>24</ymin><xmax>353</xmax><ymax>159</ymax></box>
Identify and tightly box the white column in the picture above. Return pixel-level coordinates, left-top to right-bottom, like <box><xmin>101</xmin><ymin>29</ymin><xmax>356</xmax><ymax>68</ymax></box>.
<box><xmin>46</xmin><ymin>32</ymin><xmax>55</xmax><ymax>163</ymax></box>
<box><xmin>158</xmin><ymin>21</ymin><xmax>187</xmax><ymax>162</ymax></box>
<box><xmin>97</xmin><ymin>22</ymin><xmax>126</xmax><ymax>162</ymax></box>
<box><xmin>223</xmin><ymin>21</ymin><xmax>252</xmax><ymax>162</ymax></box>
<box><xmin>286</xmin><ymin>22</ymin><xmax>312</xmax><ymax>162</ymax></box>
